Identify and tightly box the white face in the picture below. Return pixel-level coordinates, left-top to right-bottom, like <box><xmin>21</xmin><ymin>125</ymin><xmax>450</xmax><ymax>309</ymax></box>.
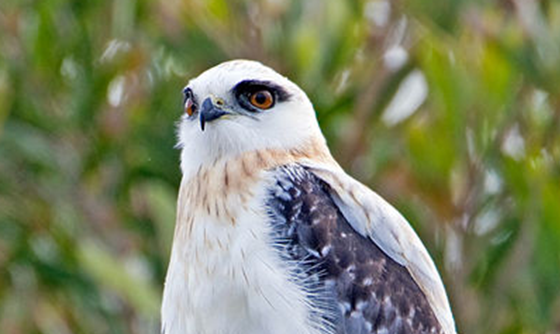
<box><xmin>177</xmin><ymin>60</ymin><xmax>323</xmax><ymax>175</ymax></box>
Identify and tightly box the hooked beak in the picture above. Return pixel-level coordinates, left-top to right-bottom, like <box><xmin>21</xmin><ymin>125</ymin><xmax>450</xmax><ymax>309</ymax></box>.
<box><xmin>199</xmin><ymin>97</ymin><xmax>229</xmax><ymax>131</ymax></box>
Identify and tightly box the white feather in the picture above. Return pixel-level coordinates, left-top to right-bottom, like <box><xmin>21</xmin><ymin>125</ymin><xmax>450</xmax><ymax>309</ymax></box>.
<box><xmin>162</xmin><ymin>173</ymin><xmax>325</xmax><ymax>334</ymax></box>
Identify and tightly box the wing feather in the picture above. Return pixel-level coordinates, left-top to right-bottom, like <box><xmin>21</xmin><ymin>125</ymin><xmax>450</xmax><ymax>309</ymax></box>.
<box><xmin>301</xmin><ymin>162</ymin><xmax>457</xmax><ymax>334</ymax></box>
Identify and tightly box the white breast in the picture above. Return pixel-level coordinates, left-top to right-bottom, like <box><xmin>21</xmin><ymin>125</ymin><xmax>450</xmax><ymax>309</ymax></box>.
<box><xmin>161</xmin><ymin>169</ymin><xmax>323</xmax><ymax>334</ymax></box>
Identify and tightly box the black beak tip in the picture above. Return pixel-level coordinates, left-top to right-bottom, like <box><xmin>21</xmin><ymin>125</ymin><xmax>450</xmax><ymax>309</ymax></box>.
<box><xmin>200</xmin><ymin>117</ymin><xmax>206</xmax><ymax>131</ymax></box>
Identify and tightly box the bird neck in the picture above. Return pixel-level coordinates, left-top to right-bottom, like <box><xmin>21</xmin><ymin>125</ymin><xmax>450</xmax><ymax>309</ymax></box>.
<box><xmin>180</xmin><ymin>136</ymin><xmax>336</xmax><ymax>181</ymax></box>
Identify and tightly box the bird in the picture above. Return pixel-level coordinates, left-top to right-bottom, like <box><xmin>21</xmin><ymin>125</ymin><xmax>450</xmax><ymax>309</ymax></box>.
<box><xmin>161</xmin><ymin>60</ymin><xmax>456</xmax><ymax>334</ymax></box>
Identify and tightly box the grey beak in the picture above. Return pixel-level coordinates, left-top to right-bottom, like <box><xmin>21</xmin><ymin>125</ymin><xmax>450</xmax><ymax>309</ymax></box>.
<box><xmin>199</xmin><ymin>98</ymin><xmax>228</xmax><ymax>131</ymax></box>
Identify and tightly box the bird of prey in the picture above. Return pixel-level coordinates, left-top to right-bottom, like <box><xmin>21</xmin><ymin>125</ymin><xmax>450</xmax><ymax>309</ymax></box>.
<box><xmin>162</xmin><ymin>60</ymin><xmax>456</xmax><ymax>334</ymax></box>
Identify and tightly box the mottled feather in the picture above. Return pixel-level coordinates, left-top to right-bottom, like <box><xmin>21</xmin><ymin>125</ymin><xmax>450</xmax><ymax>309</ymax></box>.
<box><xmin>266</xmin><ymin>165</ymin><xmax>443</xmax><ymax>334</ymax></box>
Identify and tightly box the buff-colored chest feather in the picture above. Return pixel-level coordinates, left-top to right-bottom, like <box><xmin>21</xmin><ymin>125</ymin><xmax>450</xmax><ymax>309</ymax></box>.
<box><xmin>175</xmin><ymin>141</ymin><xmax>334</xmax><ymax>238</ymax></box>
<box><xmin>162</xmin><ymin>145</ymin><xmax>335</xmax><ymax>334</ymax></box>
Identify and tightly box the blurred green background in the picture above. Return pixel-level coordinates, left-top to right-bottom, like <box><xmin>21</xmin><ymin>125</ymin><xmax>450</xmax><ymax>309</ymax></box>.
<box><xmin>1</xmin><ymin>0</ymin><xmax>560</xmax><ymax>333</ymax></box>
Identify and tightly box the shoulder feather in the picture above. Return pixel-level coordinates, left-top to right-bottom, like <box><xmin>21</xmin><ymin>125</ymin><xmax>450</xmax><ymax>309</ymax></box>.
<box><xmin>300</xmin><ymin>161</ymin><xmax>457</xmax><ymax>334</ymax></box>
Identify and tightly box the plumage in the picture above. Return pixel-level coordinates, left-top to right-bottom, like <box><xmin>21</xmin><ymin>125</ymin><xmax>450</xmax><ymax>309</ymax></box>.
<box><xmin>162</xmin><ymin>60</ymin><xmax>456</xmax><ymax>334</ymax></box>
<box><xmin>267</xmin><ymin>165</ymin><xmax>443</xmax><ymax>334</ymax></box>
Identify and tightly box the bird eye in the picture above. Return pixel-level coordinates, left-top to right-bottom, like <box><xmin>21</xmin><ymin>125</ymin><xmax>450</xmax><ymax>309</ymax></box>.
<box><xmin>183</xmin><ymin>88</ymin><xmax>196</xmax><ymax>116</ymax></box>
<box><xmin>185</xmin><ymin>98</ymin><xmax>196</xmax><ymax>116</ymax></box>
<box><xmin>249</xmin><ymin>90</ymin><xmax>274</xmax><ymax>110</ymax></box>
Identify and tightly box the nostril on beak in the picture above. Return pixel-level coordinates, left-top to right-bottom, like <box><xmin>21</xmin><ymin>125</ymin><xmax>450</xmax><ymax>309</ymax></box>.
<box><xmin>199</xmin><ymin>97</ymin><xmax>229</xmax><ymax>131</ymax></box>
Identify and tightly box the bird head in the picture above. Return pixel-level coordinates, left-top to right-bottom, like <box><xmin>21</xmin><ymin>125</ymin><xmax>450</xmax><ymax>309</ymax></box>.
<box><xmin>177</xmin><ymin>60</ymin><xmax>326</xmax><ymax>175</ymax></box>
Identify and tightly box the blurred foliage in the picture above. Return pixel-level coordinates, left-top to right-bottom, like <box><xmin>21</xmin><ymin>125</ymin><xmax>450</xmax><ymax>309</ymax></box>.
<box><xmin>1</xmin><ymin>0</ymin><xmax>560</xmax><ymax>333</ymax></box>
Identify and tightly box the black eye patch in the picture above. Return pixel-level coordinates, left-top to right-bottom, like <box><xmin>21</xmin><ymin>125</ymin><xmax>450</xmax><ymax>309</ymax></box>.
<box><xmin>232</xmin><ymin>80</ymin><xmax>291</xmax><ymax>112</ymax></box>
<box><xmin>183</xmin><ymin>87</ymin><xmax>195</xmax><ymax>104</ymax></box>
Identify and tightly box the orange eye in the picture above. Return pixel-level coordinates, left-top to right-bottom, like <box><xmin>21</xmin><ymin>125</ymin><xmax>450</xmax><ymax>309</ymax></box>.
<box><xmin>249</xmin><ymin>90</ymin><xmax>274</xmax><ymax>109</ymax></box>
<box><xmin>184</xmin><ymin>98</ymin><xmax>195</xmax><ymax>116</ymax></box>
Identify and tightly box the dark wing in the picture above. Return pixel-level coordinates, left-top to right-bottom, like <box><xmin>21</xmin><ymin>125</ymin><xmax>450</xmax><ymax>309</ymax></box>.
<box><xmin>266</xmin><ymin>165</ymin><xmax>444</xmax><ymax>334</ymax></box>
